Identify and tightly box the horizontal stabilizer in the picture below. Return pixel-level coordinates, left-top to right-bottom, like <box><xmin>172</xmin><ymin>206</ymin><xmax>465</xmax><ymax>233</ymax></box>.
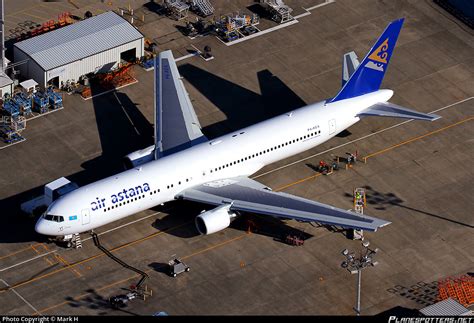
<box><xmin>342</xmin><ymin>51</ymin><xmax>360</xmax><ymax>86</ymax></box>
<box><xmin>358</xmin><ymin>102</ymin><xmax>441</xmax><ymax>121</ymax></box>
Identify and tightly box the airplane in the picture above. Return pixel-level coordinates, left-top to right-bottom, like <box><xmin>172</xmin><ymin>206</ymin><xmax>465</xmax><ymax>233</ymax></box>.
<box><xmin>35</xmin><ymin>18</ymin><xmax>440</xmax><ymax>246</ymax></box>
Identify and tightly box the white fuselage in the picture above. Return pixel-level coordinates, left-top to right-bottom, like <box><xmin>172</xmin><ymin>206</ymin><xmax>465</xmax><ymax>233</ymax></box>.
<box><xmin>35</xmin><ymin>90</ymin><xmax>393</xmax><ymax>236</ymax></box>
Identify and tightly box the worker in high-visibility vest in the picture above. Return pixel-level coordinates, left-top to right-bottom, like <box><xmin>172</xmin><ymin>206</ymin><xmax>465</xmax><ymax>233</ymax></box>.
<box><xmin>355</xmin><ymin>192</ymin><xmax>362</xmax><ymax>205</ymax></box>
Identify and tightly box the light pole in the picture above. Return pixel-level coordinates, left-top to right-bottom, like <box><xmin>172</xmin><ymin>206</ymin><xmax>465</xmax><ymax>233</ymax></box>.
<box><xmin>341</xmin><ymin>240</ymin><xmax>379</xmax><ymax>316</ymax></box>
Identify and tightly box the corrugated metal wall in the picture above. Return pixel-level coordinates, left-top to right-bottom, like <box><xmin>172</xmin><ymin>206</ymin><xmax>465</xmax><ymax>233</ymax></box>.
<box><xmin>14</xmin><ymin>38</ymin><xmax>144</xmax><ymax>88</ymax></box>
<box><xmin>14</xmin><ymin>47</ymin><xmax>47</xmax><ymax>86</ymax></box>
<box><xmin>47</xmin><ymin>38</ymin><xmax>144</xmax><ymax>87</ymax></box>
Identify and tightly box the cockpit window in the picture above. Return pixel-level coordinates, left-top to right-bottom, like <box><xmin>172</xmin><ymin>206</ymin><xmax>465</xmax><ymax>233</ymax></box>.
<box><xmin>44</xmin><ymin>214</ymin><xmax>64</xmax><ymax>222</ymax></box>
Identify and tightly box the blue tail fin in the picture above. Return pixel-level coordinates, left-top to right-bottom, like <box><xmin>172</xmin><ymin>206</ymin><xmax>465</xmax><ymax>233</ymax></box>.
<box><xmin>330</xmin><ymin>18</ymin><xmax>404</xmax><ymax>103</ymax></box>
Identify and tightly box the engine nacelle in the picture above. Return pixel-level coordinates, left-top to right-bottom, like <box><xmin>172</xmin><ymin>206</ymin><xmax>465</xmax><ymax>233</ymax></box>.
<box><xmin>123</xmin><ymin>145</ymin><xmax>155</xmax><ymax>169</ymax></box>
<box><xmin>195</xmin><ymin>204</ymin><xmax>238</xmax><ymax>235</ymax></box>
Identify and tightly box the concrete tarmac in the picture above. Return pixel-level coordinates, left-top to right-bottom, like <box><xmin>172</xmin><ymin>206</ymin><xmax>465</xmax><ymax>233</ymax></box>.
<box><xmin>0</xmin><ymin>0</ymin><xmax>473</xmax><ymax>316</ymax></box>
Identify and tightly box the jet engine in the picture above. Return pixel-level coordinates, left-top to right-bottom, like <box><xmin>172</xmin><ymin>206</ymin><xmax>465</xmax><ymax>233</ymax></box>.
<box><xmin>195</xmin><ymin>204</ymin><xmax>238</xmax><ymax>235</ymax></box>
<box><xmin>123</xmin><ymin>145</ymin><xmax>155</xmax><ymax>169</ymax></box>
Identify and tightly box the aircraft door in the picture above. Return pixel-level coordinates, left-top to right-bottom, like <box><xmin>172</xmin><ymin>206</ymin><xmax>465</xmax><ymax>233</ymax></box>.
<box><xmin>329</xmin><ymin>119</ymin><xmax>336</xmax><ymax>135</ymax></box>
<box><xmin>81</xmin><ymin>209</ymin><xmax>91</xmax><ymax>225</ymax></box>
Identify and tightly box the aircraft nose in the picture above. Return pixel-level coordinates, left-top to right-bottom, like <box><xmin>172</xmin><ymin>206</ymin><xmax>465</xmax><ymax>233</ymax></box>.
<box><xmin>35</xmin><ymin>219</ymin><xmax>53</xmax><ymax>236</ymax></box>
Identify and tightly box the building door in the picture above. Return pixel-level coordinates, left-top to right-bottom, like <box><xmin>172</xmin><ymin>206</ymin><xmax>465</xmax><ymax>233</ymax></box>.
<box><xmin>329</xmin><ymin>119</ymin><xmax>336</xmax><ymax>135</ymax></box>
<box><xmin>48</xmin><ymin>76</ymin><xmax>59</xmax><ymax>88</ymax></box>
<box><xmin>81</xmin><ymin>208</ymin><xmax>90</xmax><ymax>225</ymax></box>
<box><xmin>120</xmin><ymin>48</ymin><xmax>136</xmax><ymax>63</ymax></box>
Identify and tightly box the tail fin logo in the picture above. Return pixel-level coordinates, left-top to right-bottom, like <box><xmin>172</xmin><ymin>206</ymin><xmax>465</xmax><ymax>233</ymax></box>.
<box><xmin>365</xmin><ymin>38</ymin><xmax>390</xmax><ymax>72</ymax></box>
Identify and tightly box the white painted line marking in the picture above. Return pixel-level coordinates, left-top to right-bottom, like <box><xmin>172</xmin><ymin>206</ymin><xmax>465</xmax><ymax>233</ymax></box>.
<box><xmin>224</xmin><ymin>19</ymin><xmax>300</xmax><ymax>46</ymax></box>
<box><xmin>113</xmin><ymin>92</ymin><xmax>140</xmax><ymax>136</ymax></box>
<box><xmin>1</xmin><ymin>279</ymin><xmax>41</xmax><ymax>315</ymax></box>
<box><xmin>82</xmin><ymin>80</ymin><xmax>139</xmax><ymax>101</ymax></box>
<box><xmin>219</xmin><ymin>0</ymin><xmax>336</xmax><ymax>47</ymax></box>
<box><xmin>295</xmin><ymin>0</ymin><xmax>336</xmax><ymax>19</ymax></box>
<box><xmin>81</xmin><ymin>210</ymin><xmax>164</xmax><ymax>243</ymax></box>
<box><xmin>0</xmin><ymin>249</ymin><xmax>58</xmax><ymax>272</ymax></box>
<box><xmin>253</xmin><ymin>97</ymin><xmax>473</xmax><ymax>179</ymax></box>
<box><xmin>0</xmin><ymin>138</ymin><xmax>26</xmax><ymax>150</ymax></box>
<box><xmin>0</xmin><ymin>210</ymin><xmax>165</xmax><ymax>273</ymax></box>
<box><xmin>26</xmin><ymin>107</ymin><xmax>64</xmax><ymax>122</ymax></box>
<box><xmin>304</xmin><ymin>0</ymin><xmax>335</xmax><ymax>11</ymax></box>
<box><xmin>293</xmin><ymin>12</ymin><xmax>311</xmax><ymax>19</ymax></box>
<box><xmin>176</xmin><ymin>52</ymin><xmax>199</xmax><ymax>62</ymax></box>
<box><xmin>0</xmin><ymin>107</ymin><xmax>65</xmax><ymax>150</ymax></box>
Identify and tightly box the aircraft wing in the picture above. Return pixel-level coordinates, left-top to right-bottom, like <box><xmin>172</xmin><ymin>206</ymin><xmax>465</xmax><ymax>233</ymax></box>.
<box><xmin>154</xmin><ymin>51</ymin><xmax>207</xmax><ymax>159</ymax></box>
<box><xmin>176</xmin><ymin>177</ymin><xmax>391</xmax><ymax>232</ymax></box>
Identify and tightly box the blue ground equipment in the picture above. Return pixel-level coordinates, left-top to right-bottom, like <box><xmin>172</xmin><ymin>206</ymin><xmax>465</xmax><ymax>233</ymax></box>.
<box><xmin>13</xmin><ymin>92</ymin><xmax>32</xmax><ymax>116</ymax></box>
<box><xmin>46</xmin><ymin>88</ymin><xmax>63</xmax><ymax>109</ymax></box>
<box><xmin>33</xmin><ymin>91</ymin><xmax>50</xmax><ymax>113</ymax></box>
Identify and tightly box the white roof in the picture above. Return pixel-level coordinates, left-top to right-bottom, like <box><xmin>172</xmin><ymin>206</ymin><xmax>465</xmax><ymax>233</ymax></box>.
<box><xmin>20</xmin><ymin>79</ymin><xmax>38</xmax><ymax>91</ymax></box>
<box><xmin>45</xmin><ymin>177</ymin><xmax>72</xmax><ymax>191</ymax></box>
<box><xmin>14</xmin><ymin>11</ymin><xmax>143</xmax><ymax>71</ymax></box>
<box><xmin>420</xmin><ymin>298</ymin><xmax>472</xmax><ymax>316</ymax></box>
<box><xmin>0</xmin><ymin>73</ymin><xmax>13</xmax><ymax>88</ymax></box>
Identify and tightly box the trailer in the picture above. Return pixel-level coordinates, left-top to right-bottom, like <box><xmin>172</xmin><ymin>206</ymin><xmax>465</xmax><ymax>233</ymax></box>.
<box><xmin>168</xmin><ymin>257</ymin><xmax>190</xmax><ymax>277</ymax></box>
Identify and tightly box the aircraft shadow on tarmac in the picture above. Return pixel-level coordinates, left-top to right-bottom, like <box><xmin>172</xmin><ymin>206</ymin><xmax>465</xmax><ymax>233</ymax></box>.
<box><xmin>344</xmin><ymin>185</ymin><xmax>474</xmax><ymax>229</ymax></box>
<box><xmin>151</xmin><ymin>200</ymin><xmax>313</xmax><ymax>243</ymax></box>
<box><xmin>0</xmin><ymin>80</ymin><xmax>155</xmax><ymax>243</ymax></box>
<box><xmin>178</xmin><ymin>64</ymin><xmax>307</xmax><ymax>138</ymax></box>
<box><xmin>0</xmin><ymin>66</ymin><xmax>309</xmax><ymax>244</ymax></box>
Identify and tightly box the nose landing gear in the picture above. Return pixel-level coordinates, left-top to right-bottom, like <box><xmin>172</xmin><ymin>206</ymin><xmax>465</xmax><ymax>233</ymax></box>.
<box><xmin>49</xmin><ymin>233</ymin><xmax>82</xmax><ymax>249</ymax></box>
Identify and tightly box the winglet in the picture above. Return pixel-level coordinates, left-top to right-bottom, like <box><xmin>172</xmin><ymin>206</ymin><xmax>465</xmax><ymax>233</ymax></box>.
<box><xmin>331</xmin><ymin>18</ymin><xmax>405</xmax><ymax>103</ymax></box>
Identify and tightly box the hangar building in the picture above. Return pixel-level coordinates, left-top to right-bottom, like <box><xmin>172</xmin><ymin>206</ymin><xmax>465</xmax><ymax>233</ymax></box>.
<box><xmin>13</xmin><ymin>11</ymin><xmax>144</xmax><ymax>88</ymax></box>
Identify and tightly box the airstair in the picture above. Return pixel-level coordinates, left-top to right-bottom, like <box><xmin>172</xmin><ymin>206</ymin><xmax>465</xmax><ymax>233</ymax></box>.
<box><xmin>188</xmin><ymin>0</ymin><xmax>214</xmax><ymax>17</ymax></box>
<box><xmin>350</xmin><ymin>188</ymin><xmax>366</xmax><ymax>240</ymax></box>
<box><xmin>72</xmin><ymin>233</ymin><xmax>82</xmax><ymax>249</ymax></box>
